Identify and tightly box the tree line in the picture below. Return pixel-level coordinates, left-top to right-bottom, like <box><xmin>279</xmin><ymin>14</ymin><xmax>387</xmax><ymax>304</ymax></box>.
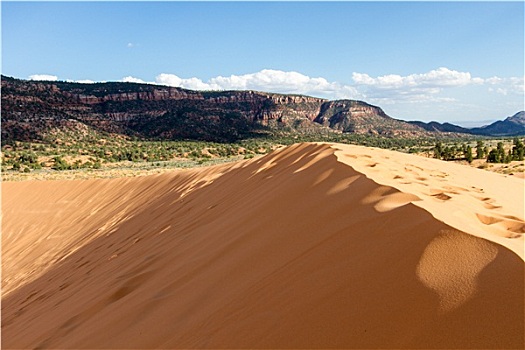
<box><xmin>433</xmin><ymin>138</ymin><xmax>524</xmax><ymax>163</ymax></box>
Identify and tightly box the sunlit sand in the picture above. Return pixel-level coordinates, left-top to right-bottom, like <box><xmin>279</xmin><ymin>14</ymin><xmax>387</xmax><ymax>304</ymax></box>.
<box><xmin>2</xmin><ymin>143</ymin><xmax>523</xmax><ymax>349</ymax></box>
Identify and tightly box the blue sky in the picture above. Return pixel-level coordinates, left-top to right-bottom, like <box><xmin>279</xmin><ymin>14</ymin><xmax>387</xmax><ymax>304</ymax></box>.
<box><xmin>2</xmin><ymin>1</ymin><xmax>524</xmax><ymax>125</ymax></box>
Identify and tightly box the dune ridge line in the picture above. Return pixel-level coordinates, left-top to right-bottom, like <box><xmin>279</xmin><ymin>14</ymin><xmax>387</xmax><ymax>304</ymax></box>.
<box><xmin>330</xmin><ymin>143</ymin><xmax>524</xmax><ymax>260</ymax></box>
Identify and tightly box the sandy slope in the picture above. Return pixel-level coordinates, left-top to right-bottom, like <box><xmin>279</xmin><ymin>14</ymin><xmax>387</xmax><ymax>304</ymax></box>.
<box><xmin>2</xmin><ymin>143</ymin><xmax>523</xmax><ymax>349</ymax></box>
<box><xmin>331</xmin><ymin>143</ymin><xmax>525</xmax><ymax>258</ymax></box>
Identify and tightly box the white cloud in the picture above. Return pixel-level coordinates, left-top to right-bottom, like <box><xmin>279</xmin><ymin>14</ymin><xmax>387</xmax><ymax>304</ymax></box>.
<box><xmin>352</xmin><ymin>67</ymin><xmax>483</xmax><ymax>89</ymax></box>
<box><xmin>122</xmin><ymin>76</ymin><xmax>151</xmax><ymax>84</ymax></box>
<box><xmin>64</xmin><ymin>78</ymin><xmax>98</xmax><ymax>84</ymax></box>
<box><xmin>154</xmin><ymin>69</ymin><xmax>362</xmax><ymax>100</ymax></box>
<box><xmin>509</xmin><ymin>77</ymin><xmax>525</xmax><ymax>94</ymax></box>
<box><xmin>74</xmin><ymin>79</ymin><xmax>96</xmax><ymax>84</ymax></box>
<box><xmin>351</xmin><ymin>67</ymin><xmax>492</xmax><ymax>105</ymax></box>
<box><xmin>372</xmin><ymin>95</ymin><xmax>457</xmax><ymax>105</ymax></box>
<box><xmin>29</xmin><ymin>75</ymin><xmax>101</xmax><ymax>84</ymax></box>
<box><xmin>486</xmin><ymin>76</ymin><xmax>524</xmax><ymax>96</ymax></box>
<box><xmin>155</xmin><ymin>73</ymin><xmax>219</xmax><ymax>91</ymax></box>
<box><xmin>142</xmin><ymin>67</ymin><xmax>523</xmax><ymax>108</ymax></box>
<box><xmin>485</xmin><ymin>76</ymin><xmax>503</xmax><ymax>85</ymax></box>
<box><xmin>28</xmin><ymin>74</ymin><xmax>58</xmax><ymax>81</ymax></box>
<box><xmin>351</xmin><ymin>67</ymin><xmax>523</xmax><ymax>108</ymax></box>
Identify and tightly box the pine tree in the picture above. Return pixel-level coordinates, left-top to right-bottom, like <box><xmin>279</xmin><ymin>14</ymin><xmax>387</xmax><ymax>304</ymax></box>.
<box><xmin>496</xmin><ymin>142</ymin><xmax>506</xmax><ymax>162</ymax></box>
<box><xmin>512</xmin><ymin>138</ymin><xmax>524</xmax><ymax>161</ymax></box>
<box><xmin>476</xmin><ymin>140</ymin><xmax>484</xmax><ymax>159</ymax></box>
<box><xmin>505</xmin><ymin>150</ymin><xmax>512</xmax><ymax>163</ymax></box>
<box><xmin>442</xmin><ymin>146</ymin><xmax>449</xmax><ymax>160</ymax></box>
<box><xmin>487</xmin><ymin>149</ymin><xmax>498</xmax><ymax>163</ymax></box>
<box><xmin>433</xmin><ymin>142</ymin><xmax>443</xmax><ymax>159</ymax></box>
<box><xmin>466</xmin><ymin>145</ymin><xmax>473</xmax><ymax>163</ymax></box>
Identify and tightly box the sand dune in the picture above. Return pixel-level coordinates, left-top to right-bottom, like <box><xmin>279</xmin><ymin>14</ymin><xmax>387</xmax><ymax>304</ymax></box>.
<box><xmin>2</xmin><ymin>143</ymin><xmax>523</xmax><ymax>349</ymax></box>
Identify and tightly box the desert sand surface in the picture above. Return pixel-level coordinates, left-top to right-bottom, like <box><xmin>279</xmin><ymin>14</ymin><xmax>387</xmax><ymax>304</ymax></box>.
<box><xmin>2</xmin><ymin>142</ymin><xmax>524</xmax><ymax>349</ymax></box>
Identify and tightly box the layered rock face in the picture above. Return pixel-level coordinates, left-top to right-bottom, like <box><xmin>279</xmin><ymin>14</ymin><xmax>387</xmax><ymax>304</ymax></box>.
<box><xmin>1</xmin><ymin>76</ymin><xmax>427</xmax><ymax>142</ymax></box>
<box><xmin>315</xmin><ymin>100</ymin><xmax>424</xmax><ymax>136</ymax></box>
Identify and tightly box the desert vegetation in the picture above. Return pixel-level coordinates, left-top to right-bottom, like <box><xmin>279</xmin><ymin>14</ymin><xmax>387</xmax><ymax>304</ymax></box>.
<box><xmin>3</xmin><ymin>128</ymin><xmax>523</xmax><ymax>181</ymax></box>
<box><xmin>432</xmin><ymin>138</ymin><xmax>525</xmax><ymax>163</ymax></box>
<box><xmin>0</xmin><ymin>128</ymin><xmax>440</xmax><ymax>175</ymax></box>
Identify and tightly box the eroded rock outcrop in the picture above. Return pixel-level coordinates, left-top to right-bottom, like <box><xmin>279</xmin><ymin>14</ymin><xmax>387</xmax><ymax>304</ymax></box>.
<box><xmin>1</xmin><ymin>76</ymin><xmax>427</xmax><ymax>142</ymax></box>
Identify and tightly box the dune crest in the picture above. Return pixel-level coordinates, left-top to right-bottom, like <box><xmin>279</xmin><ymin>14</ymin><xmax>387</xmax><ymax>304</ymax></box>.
<box><xmin>2</xmin><ymin>142</ymin><xmax>523</xmax><ymax>349</ymax></box>
<box><xmin>332</xmin><ymin>143</ymin><xmax>524</xmax><ymax>259</ymax></box>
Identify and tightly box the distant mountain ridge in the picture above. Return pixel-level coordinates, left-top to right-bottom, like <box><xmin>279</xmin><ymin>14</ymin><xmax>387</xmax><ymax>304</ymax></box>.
<box><xmin>1</xmin><ymin>75</ymin><xmax>523</xmax><ymax>144</ymax></box>
<box><xmin>470</xmin><ymin>111</ymin><xmax>525</xmax><ymax>136</ymax></box>
<box><xmin>407</xmin><ymin>121</ymin><xmax>471</xmax><ymax>134</ymax></box>
<box><xmin>409</xmin><ymin>111</ymin><xmax>525</xmax><ymax>137</ymax></box>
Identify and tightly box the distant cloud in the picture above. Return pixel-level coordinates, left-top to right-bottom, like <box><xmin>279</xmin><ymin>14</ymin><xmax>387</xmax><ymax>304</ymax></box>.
<box><xmin>122</xmin><ymin>76</ymin><xmax>150</xmax><ymax>84</ymax></box>
<box><xmin>349</xmin><ymin>66</ymin><xmax>523</xmax><ymax>109</ymax></box>
<box><xmin>154</xmin><ymin>69</ymin><xmax>362</xmax><ymax>100</ymax></box>
<box><xmin>156</xmin><ymin>73</ymin><xmax>218</xmax><ymax>91</ymax></box>
<box><xmin>28</xmin><ymin>74</ymin><xmax>58</xmax><ymax>81</ymax></box>
<box><xmin>29</xmin><ymin>75</ymin><xmax>97</xmax><ymax>84</ymax></box>
<box><xmin>121</xmin><ymin>67</ymin><xmax>522</xmax><ymax>109</ymax></box>
<box><xmin>127</xmin><ymin>43</ymin><xmax>134</xmax><ymax>48</ymax></box>
<box><xmin>352</xmin><ymin>67</ymin><xmax>484</xmax><ymax>89</ymax></box>
<box><xmin>350</xmin><ymin>67</ymin><xmax>492</xmax><ymax>104</ymax></box>
<box><xmin>487</xmin><ymin>76</ymin><xmax>524</xmax><ymax>96</ymax></box>
<box><xmin>73</xmin><ymin>79</ymin><xmax>96</xmax><ymax>84</ymax></box>
<box><xmin>485</xmin><ymin>76</ymin><xmax>503</xmax><ymax>85</ymax></box>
